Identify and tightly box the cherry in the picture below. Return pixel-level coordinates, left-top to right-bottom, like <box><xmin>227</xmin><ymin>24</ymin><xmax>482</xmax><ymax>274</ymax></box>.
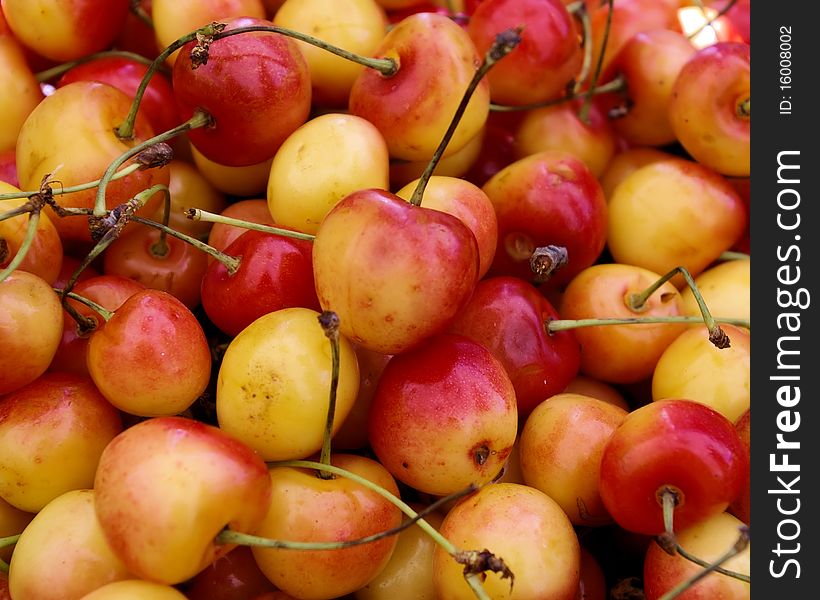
<box><xmin>200</xmin><ymin>229</ymin><xmax>320</xmax><ymax>337</ymax></box>
<box><xmin>173</xmin><ymin>17</ymin><xmax>312</xmax><ymax>167</ymax></box>
<box><xmin>599</xmin><ymin>398</ymin><xmax>749</xmax><ymax>535</ymax></box>
<box><xmin>448</xmin><ymin>275</ymin><xmax>581</xmax><ymax>417</ymax></box>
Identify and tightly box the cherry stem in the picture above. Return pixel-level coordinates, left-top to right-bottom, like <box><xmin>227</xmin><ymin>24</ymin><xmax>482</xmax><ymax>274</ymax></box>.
<box><xmin>205</xmin><ymin>24</ymin><xmax>397</xmax><ymax>75</ymax></box>
<box><xmin>118</xmin><ymin>20</ymin><xmax>398</xmax><ymax>139</ymax></box>
<box><xmin>62</xmin><ymin>185</ymin><xmax>167</xmax><ymax>299</ymax></box>
<box><xmin>131</xmin><ymin>215</ymin><xmax>241</xmax><ymax>274</ymax></box>
<box><xmin>409</xmin><ymin>27</ymin><xmax>523</xmax><ymax>208</ymax></box>
<box><xmin>0</xmin><ymin>204</ymin><xmax>30</xmax><ymax>222</ymax></box>
<box><xmin>115</xmin><ymin>23</ymin><xmax>224</xmax><ymax>140</ymax></box>
<box><xmin>58</xmin><ymin>290</ymin><xmax>115</xmax><ymax>323</ymax></box>
<box><xmin>489</xmin><ymin>75</ymin><xmax>625</xmax><ymax>113</ymax></box>
<box><xmin>573</xmin><ymin>4</ymin><xmax>593</xmax><ymax>96</ymax></box>
<box><xmin>627</xmin><ymin>265</ymin><xmax>729</xmax><ymax>349</ymax></box>
<box><xmin>185</xmin><ymin>208</ymin><xmax>315</xmax><ymax>242</ymax></box>
<box><xmin>0</xmin><ymin>533</ymin><xmax>19</xmax><ymax>574</ymax></box>
<box><xmin>688</xmin><ymin>0</ymin><xmax>738</xmax><ymax>40</ymax></box>
<box><xmin>95</xmin><ymin>111</ymin><xmax>210</xmax><ymax>217</ymax></box>
<box><xmin>317</xmin><ymin>311</ymin><xmax>341</xmax><ymax>479</ymax></box>
<box><xmin>578</xmin><ymin>0</ymin><xmax>614</xmax><ymax>124</ymax></box>
<box><xmin>549</xmin><ymin>315</ymin><xmax>749</xmax><ymax>333</ymax></box>
<box><xmin>530</xmin><ymin>245</ymin><xmax>568</xmax><ymax>284</ymax></box>
<box><xmin>35</xmin><ymin>49</ymin><xmax>161</xmax><ymax>83</ymax></box>
<box><xmin>129</xmin><ymin>0</ymin><xmax>153</xmax><ymax>28</ymax></box>
<box><xmin>659</xmin><ymin>528</ymin><xmax>750</xmax><ymax>599</ymax></box>
<box><xmin>0</xmin><ymin>209</ymin><xmax>39</xmax><ymax>284</ymax></box>
<box><xmin>149</xmin><ymin>186</ymin><xmax>172</xmax><ymax>257</ymax></box>
<box><xmin>737</xmin><ymin>97</ymin><xmax>750</xmax><ymax>118</ymax></box>
<box><xmin>270</xmin><ymin>459</ymin><xmax>496</xmax><ymax>600</ymax></box>
<box><xmin>657</xmin><ymin>488</ymin><xmax>751</xmax><ymax>584</ymax></box>
<box><xmin>0</xmin><ymin>163</ymin><xmax>143</xmax><ymax>204</ymax></box>
<box><xmin>661</xmin><ymin>487</ymin><xmax>678</xmax><ymax>536</ymax></box>
<box><xmin>215</xmin><ymin>483</ymin><xmax>476</xmax><ymax>551</ymax></box>
<box><xmin>566</xmin><ymin>1</ymin><xmax>585</xmax><ymax>14</ymax></box>
<box><xmin>719</xmin><ymin>251</ymin><xmax>750</xmax><ymax>261</ymax></box>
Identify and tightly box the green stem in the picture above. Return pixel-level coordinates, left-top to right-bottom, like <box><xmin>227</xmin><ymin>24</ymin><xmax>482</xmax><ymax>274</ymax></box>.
<box><xmin>0</xmin><ymin>163</ymin><xmax>142</xmax><ymax>203</ymax></box>
<box><xmin>673</xmin><ymin>538</ymin><xmax>751</xmax><ymax>584</ymax></box>
<box><xmin>578</xmin><ymin>0</ymin><xmax>613</xmax><ymax>124</ymax></box>
<box><xmin>0</xmin><ymin>204</ymin><xmax>31</xmax><ymax>223</ymax></box>
<box><xmin>409</xmin><ymin>27</ymin><xmax>523</xmax><ymax>208</ymax></box>
<box><xmin>573</xmin><ymin>5</ymin><xmax>593</xmax><ymax>96</ymax></box>
<box><xmin>317</xmin><ymin>311</ymin><xmax>341</xmax><ymax>479</ymax></box>
<box><xmin>207</xmin><ymin>25</ymin><xmax>397</xmax><ymax>76</ymax></box>
<box><xmin>35</xmin><ymin>49</ymin><xmax>160</xmax><ymax>83</ymax></box>
<box><xmin>0</xmin><ymin>533</ymin><xmax>19</xmax><ymax>574</ymax></box>
<box><xmin>131</xmin><ymin>215</ymin><xmax>241</xmax><ymax>274</ymax></box>
<box><xmin>0</xmin><ymin>210</ymin><xmax>39</xmax><ymax>284</ymax></box>
<box><xmin>548</xmin><ymin>315</ymin><xmax>750</xmax><ymax>333</ymax></box>
<box><xmin>216</xmin><ymin>484</ymin><xmax>475</xmax><ymax>551</ymax></box>
<box><xmin>96</xmin><ymin>110</ymin><xmax>211</xmax><ymax>217</ymax></box>
<box><xmin>719</xmin><ymin>251</ymin><xmax>750</xmax><ymax>261</ymax></box>
<box><xmin>115</xmin><ymin>24</ymin><xmax>220</xmax><ymax>140</ymax></box>
<box><xmin>627</xmin><ymin>266</ymin><xmax>729</xmax><ymax>349</ymax></box>
<box><xmin>149</xmin><ymin>186</ymin><xmax>172</xmax><ymax>257</ymax></box>
<box><xmin>660</xmin><ymin>528</ymin><xmax>750</xmax><ymax>599</ymax></box>
<box><xmin>58</xmin><ymin>290</ymin><xmax>115</xmax><ymax>323</ymax></box>
<box><xmin>490</xmin><ymin>75</ymin><xmax>625</xmax><ymax>112</ymax></box>
<box><xmin>270</xmin><ymin>459</ymin><xmax>493</xmax><ymax>600</ymax></box>
<box><xmin>185</xmin><ymin>208</ymin><xmax>315</xmax><ymax>242</ymax></box>
<box><xmin>129</xmin><ymin>0</ymin><xmax>154</xmax><ymax>28</ymax></box>
<box><xmin>566</xmin><ymin>1</ymin><xmax>585</xmax><ymax>14</ymax></box>
<box><xmin>0</xmin><ymin>533</ymin><xmax>20</xmax><ymax>571</ymax></box>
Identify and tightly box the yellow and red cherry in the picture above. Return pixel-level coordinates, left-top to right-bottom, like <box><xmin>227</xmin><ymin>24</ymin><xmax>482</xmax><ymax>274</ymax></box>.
<box><xmin>86</xmin><ymin>289</ymin><xmax>212</xmax><ymax>417</ymax></box>
<box><xmin>467</xmin><ymin>0</ymin><xmax>582</xmax><ymax>106</ymax></box>
<box><xmin>599</xmin><ymin>399</ymin><xmax>749</xmax><ymax>535</ymax></box>
<box><xmin>173</xmin><ymin>17</ymin><xmax>312</xmax><ymax>167</ymax></box>
<box><xmin>482</xmin><ymin>151</ymin><xmax>608</xmax><ymax>289</ymax></box>
<box><xmin>368</xmin><ymin>334</ymin><xmax>518</xmax><ymax>496</ymax></box>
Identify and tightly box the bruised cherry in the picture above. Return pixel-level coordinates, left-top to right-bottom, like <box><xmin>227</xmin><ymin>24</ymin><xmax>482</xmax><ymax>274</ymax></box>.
<box><xmin>368</xmin><ymin>333</ymin><xmax>518</xmax><ymax>496</ymax></box>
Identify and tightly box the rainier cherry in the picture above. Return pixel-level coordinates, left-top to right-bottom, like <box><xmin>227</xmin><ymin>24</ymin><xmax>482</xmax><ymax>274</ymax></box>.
<box><xmin>312</xmin><ymin>188</ymin><xmax>480</xmax><ymax>355</ymax></box>
<box><xmin>349</xmin><ymin>12</ymin><xmax>490</xmax><ymax>162</ymax></box>
<box><xmin>85</xmin><ymin>289</ymin><xmax>212</xmax><ymax>417</ymax></box>
<box><xmin>368</xmin><ymin>334</ymin><xmax>518</xmax><ymax>496</ymax></box>
<box><xmin>93</xmin><ymin>416</ymin><xmax>273</xmax><ymax>585</ymax></box>
<box><xmin>433</xmin><ymin>483</ymin><xmax>581</xmax><ymax>600</ymax></box>
<box><xmin>599</xmin><ymin>399</ymin><xmax>749</xmax><ymax>535</ymax></box>
<box><xmin>252</xmin><ymin>455</ymin><xmax>402</xmax><ymax>599</ymax></box>
<box><xmin>7</xmin><ymin>490</ymin><xmax>131</xmax><ymax>600</ymax></box>
<box><xmin>467</xmin><ymin>0</ymin><xmax>582</xmax><ymax>106</ymax></box>
<box><xmin>173</xmin><ymin>16</ymin><xmax>312</xmax><ymax>167</ymax></box>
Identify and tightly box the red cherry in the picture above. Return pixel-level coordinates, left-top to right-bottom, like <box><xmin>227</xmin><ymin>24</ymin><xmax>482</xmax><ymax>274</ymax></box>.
<box><xmin>448</xmin><ymin>275</ymin><xmax>581</xmax><ymax>417</ymax></box>
<box><xmin>599</xmin><ymin>399</ymin><xmax>749</xmax><ymax>535</ymax></box>
<box><xmin>200</xmin><ymin>229</ymin><xmax>319</xmax><ymax>337</ymax></box>
<box><xmin>173</xmin><ymin>17</ymin><xmax>311</xmax><ymax>167</ymax></box>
